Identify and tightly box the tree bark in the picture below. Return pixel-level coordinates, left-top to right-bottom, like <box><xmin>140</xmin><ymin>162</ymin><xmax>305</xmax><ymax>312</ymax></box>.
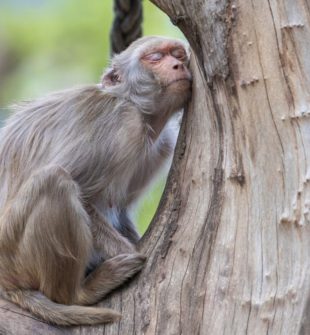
<box><xmin>0</xmin><ymin>0</ymin><xmax>309</xmax><ymax>334</ymax></box>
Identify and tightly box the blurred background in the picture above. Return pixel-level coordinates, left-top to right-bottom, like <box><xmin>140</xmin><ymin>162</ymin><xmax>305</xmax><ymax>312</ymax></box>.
<box><xmin>0</xmin><ymin>0</ymin><xmax>183</xmax><ymax>234</ymax></box>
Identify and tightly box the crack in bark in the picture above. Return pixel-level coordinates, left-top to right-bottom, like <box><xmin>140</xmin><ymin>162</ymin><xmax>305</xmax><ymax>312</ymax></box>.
<box><xmin>178</xmin><ymin>256</ymin><xmax>191</xmax><ymax>333</ymax></box>
<box><xmin>245</xmin><ymin>284</ymin><xmax>253</xmax><ymax>335</ymax></box>
<box><xmin>267</xmin><ymin>0</ymin><xmax>296</xmax><ymax>110</ymax></box>
<box><xmin>296</xmin><ymin>121</ymin><xmax>308</xmax><ymax>171</ymax></box>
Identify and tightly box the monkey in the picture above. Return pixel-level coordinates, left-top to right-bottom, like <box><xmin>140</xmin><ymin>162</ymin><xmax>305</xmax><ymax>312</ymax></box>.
<box><xmin>0</xmin><ymin>35</ymin><xmax>192</xmax><ymax>326</ymax></box>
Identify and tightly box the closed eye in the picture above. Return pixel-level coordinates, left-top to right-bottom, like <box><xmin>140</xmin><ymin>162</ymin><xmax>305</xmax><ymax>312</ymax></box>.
<box><xmin>143</xmin><ymin>52</ymin><xmax>164</xmax><ymax>62</ymax></box>
<box><xmin>171</xmin><ymin>48</ymin><xmax>187</xmax><ymax>61</ymax></box>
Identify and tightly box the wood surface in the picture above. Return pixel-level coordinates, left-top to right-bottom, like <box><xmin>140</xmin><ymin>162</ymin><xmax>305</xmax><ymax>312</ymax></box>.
<box><xmin>1</xmin><ymin>0</ymin><xmax>309</xmax><ymax>334</ymax></box>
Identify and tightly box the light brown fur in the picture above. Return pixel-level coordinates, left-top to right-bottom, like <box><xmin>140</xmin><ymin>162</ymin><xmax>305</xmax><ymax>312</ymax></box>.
<box><xmin>0</xmin><ymin>36</ymin><xmax>191</xmax><ymax>326</ymax></box>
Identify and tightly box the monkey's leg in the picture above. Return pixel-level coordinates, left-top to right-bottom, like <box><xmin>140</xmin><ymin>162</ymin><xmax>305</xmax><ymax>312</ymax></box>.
<box><xmin>6</xmin><ymin>166</ymin><xmax>144</xmax><ymax>306</ymax></box>
<box><xmin>88</xmin><ymin>205</ymin><xmax>139</xmax><ymax>259</ymax></box>
<box><xmin>10</xmin><ymin>165</ymin><xmax>94</xmax><ymax>304</ymax></box>
<box><xmin>0</xmin><ymin>166</ymin><xmax>122</xmax><ymax>325</ymax></box>
<box><xmin>71</xmin><ymin>206</ymin><xmax>146</xmax><ymax>305</ymax></box>
<box><xmin>76</xmin><ymin>253</ymin><xmax>145</xmax><ymax>305</ymax></box>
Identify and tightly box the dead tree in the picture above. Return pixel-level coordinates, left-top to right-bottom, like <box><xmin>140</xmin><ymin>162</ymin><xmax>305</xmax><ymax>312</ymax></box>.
<box><xmin>0</xmin><ymin>0</ymin><xmax>309</xmax><ymax>334</ymax></box>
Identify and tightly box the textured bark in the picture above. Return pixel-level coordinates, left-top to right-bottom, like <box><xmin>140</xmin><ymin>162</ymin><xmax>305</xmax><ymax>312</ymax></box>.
<box><xmin>0</xmin><ymin>0</ymin><xmax>309</xmax><ymax>334</ymax></box>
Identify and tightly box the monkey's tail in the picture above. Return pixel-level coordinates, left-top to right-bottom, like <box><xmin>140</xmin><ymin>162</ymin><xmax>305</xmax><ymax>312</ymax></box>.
<box><xmin>2</xmin><ymin>290</ymin><xmax>121</xmax><ymax>326</ymax></box>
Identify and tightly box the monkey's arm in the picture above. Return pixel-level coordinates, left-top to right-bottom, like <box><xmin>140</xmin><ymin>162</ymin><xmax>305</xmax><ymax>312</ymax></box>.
<box><xmin>118</xmin><ymin>209</ymin><xmax>140</xmax><ymax>244</ymax></box>
<box><xmin>89</xmin><ymin>116</ymin><xmax>178</xmax><ymax>246</ymax></box>
<box><xmin>116</xmin><ymin>114</ymin><xmax>180</xmax><ymax>242</ymax></box>
<box><xmin>126</xmin><ymin>114</ymin><xmax>180</xmax><ymax>206</ymax></box>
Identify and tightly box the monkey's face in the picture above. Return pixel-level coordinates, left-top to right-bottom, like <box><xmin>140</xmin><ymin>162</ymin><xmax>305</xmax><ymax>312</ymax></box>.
<box><xmin>102</xmin><ymin>37</ymin><xmax>192</xmax><ymax>112</ymax></box>
<box><xmin>140</xmin><ymin>41</ymin><xmax>192</xmax><ymax>99</ymax></box>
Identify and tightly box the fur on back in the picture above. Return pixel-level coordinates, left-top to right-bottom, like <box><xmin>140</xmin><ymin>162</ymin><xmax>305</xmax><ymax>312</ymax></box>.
<box><xmin>0</xmin><ymin>85</ymin><xmax>178</xmax><ymax>212</ymax></box>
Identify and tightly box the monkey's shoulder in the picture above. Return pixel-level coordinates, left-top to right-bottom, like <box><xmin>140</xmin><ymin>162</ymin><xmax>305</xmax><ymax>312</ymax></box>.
<box><xmin>9</xmin><ymin>86</ymin><xmax>112</xmax><ymax>117</ymax></box>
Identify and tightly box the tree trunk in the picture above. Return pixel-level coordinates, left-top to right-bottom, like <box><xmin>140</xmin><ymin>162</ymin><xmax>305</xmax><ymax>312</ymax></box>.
<box><xmin>1</xmin><ymin>0</ymin><xmax>309</xmax><ymax>334</ymax></box>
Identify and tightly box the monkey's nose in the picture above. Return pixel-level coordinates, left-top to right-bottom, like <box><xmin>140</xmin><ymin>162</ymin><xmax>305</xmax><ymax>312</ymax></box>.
<box><xmin>172</xmin><ymin>62</ymin><xmax>184</xmax><ymax>70</ymax></box>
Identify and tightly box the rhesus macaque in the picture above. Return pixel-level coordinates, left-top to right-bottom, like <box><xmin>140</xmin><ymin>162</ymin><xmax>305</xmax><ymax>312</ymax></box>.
<box><xmin>0</xmin><ymin>36</ymin><xmax>192</xmax><ymax>326</ymax></box>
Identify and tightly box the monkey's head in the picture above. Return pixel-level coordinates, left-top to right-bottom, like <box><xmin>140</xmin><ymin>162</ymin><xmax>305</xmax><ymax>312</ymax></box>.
<box><xmin>102</xmin><ymin>36</ymin><xmax>192</xmax><ymax>113</ymax></box>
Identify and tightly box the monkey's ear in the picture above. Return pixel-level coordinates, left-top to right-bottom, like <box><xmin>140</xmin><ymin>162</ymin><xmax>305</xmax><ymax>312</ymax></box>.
<box><xmin>101</xmin><ymin>68</ymin><xmax>121</xmax><ymax>87</ymax></box>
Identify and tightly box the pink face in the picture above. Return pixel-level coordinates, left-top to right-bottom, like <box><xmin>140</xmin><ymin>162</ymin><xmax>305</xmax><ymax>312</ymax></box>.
<box><xmin>140</xmin><ymin>42</ymin><xmax>192</xmax><ymax>91</ymax></box>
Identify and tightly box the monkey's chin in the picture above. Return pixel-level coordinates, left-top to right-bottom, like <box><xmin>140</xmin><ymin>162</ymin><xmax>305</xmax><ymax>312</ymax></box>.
<box><xmin>166</xmin><ymin>80</ymin><xmax>191</xmax><ymax>98</ymax></box>
<box><xmin>161</xmin><ymin>87</ymin><xmax>191</xmax><ymax>112</ymax></box>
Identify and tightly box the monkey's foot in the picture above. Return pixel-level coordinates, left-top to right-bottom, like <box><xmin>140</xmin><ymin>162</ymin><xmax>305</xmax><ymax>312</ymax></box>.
<box><xmin>102</xmin><ymin>253</ymin><xmax>146</xmax><ymax>282</ymax></box>
<box><xmin>78</xmin><ymin>253</ymin><xmax>146</xmax><ymax>305</ymax></box>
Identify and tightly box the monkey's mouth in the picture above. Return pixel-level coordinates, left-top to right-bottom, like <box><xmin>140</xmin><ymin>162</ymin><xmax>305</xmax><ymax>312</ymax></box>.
<box><xmin>166</xmin><ymin>77</ymin><xmax>192</xmax><ymax>87</ymax></box>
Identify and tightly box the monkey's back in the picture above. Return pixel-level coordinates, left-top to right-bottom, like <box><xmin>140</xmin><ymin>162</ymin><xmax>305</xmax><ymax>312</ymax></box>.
<box><xmin>0</xmin><ymin>86</ymin><xmax>146</xmax><ymax>210</ymax></box>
